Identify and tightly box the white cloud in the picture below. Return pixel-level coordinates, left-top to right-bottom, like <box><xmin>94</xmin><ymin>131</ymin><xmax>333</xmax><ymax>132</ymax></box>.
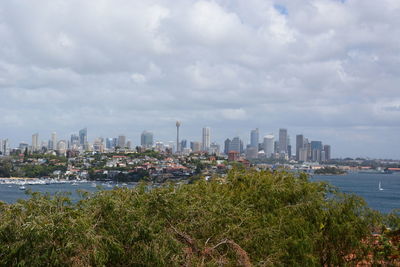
<box><xmin>0</xmin><ymin>0</ymin><xmax>399</xmax><ymax>158</ymax></box>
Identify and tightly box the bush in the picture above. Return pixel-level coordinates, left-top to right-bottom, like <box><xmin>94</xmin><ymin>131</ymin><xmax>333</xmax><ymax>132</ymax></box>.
<box><xmin>0</xmin><ymin>169</ymin><xmax>395</xmax><ymax>266</ymax></box>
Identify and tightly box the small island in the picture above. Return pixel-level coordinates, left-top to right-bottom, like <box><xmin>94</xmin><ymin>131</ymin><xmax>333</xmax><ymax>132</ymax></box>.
<box><xmin>314</xmin><ymin>166</ymin><xmax>347</xmax><ymax>175</ymax></box>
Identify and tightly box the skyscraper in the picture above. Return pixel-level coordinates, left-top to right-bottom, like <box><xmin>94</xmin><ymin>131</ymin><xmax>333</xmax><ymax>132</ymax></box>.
<box><xmin>230</xmin><ymin>137</ymin><xmax>241</xmax><ymax>153</ymax></box>
<box><xmin>324</xmin><ymin>145</ymin><xmax>331</xmax><ymax>161</ymax></box>
<box><xmin>224</xmin><ymin>138</ymin><xmax>231</xmax><ymax>155</ymax></box>
<box><xmin>141</xmin><ymin>131</ymin><xmax>154</xmax><ymax>148</ymax></box>
<box><xmin>279</xmin><ymin>128</ymin><xmax>288</xmax><ymax>154</ymax></box>
<box><xmin>263</xmin><ymin>135</ymin><xmax>274</xmax><ymax>158</ymax></box>
<box><xmin>79</xmin><ymin>128</ymin><xmax>87</xmax><ymax>146</ymax></box>
<box><xmin>250</xmin><ymin>128</ymin><xmax>259</xmax><ymax>148</ymax></box>
<box><xmin>32</xmin><ymin>133</ymin><xmax>39</xmax><ymax>152</ymax></box>
<box><xmin>202</xmin><ymin>127</ymin><xmax>211</xmax><ymax>151</ymax></box>
<box><xmin>296</xmin><ymin>134</ymin><xmax>304</xmax><ymax>161</ymax></box>
<box><xmin>176</xmin><ymin>121</ymin><xmax>181</xmax><ymax>153</ymax></box>
<box><xmin>50</xmin><ymin>132</ymin><xmax>57</xmax><ymax>150</ymax></box>
<box><xmin>118</xmin><ymin>135</ymin><xmax>126</xmax><ymax>148</ymax></box>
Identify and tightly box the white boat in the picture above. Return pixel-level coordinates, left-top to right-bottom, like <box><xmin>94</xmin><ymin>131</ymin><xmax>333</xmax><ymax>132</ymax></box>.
<box><xmin>379</xmin><ymin>181</ymin><xmax>384</xmax><ymax>191</ymax></box>
<box><xmin>19</xmin><ymin>185</ymin><xmax>26</xmax><ymax>190</ymax></box>
<box><xmin>91</xmin><ymin>183</ymin><xmax>97</xmax><ymax>187</ymax></box>
<box><xmin>71</xmin><ymin>182</ymin><xmax>78</xmax><ymax>186</ymax></box>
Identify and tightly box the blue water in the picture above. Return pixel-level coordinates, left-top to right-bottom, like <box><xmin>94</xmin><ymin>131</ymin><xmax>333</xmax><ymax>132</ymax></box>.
<box><xmin>312</xmin><ymin>173</ymin><xmax>400</xmax><ymax>214</ymax></box>
<box><xmin>0</xmin><ymin>174</ymin><xmax>399</xmax><ymax>214</ymax></box>
<box><xmin>0</xmin><ymin>182</ymin><xmax>133</xmax><ymax>204</ymax></box>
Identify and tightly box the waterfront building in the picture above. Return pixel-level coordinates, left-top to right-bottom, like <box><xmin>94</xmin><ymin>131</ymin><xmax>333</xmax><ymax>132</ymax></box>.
<box><xmin>202</xmin><ymin>127</ymin><xmax>211</xmax><ymax>152</ymax></box>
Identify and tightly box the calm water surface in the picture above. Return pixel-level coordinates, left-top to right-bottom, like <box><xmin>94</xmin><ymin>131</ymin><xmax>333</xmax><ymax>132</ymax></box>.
<box><xmin>312</xmin><ymin>173</ymin><xmax>400</xmax><ymax>213</ymax></box>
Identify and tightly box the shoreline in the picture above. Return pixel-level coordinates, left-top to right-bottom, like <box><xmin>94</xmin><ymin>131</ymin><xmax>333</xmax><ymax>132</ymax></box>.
<box><xmin>0</xmin><ymin>177</ymin><xmax>39</xmax><ymax>180</ymax></box>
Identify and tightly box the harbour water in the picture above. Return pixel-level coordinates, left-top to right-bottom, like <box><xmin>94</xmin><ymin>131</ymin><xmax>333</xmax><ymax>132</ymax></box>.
<box><xmin>312</xmin><ymin>173</ymin><xmax>400</xmax><ymax>214</ymax></box>
<box><xmin>0</xmin><ymin>173</ymin><xmax>399</xmax><ymax>213</ymax></box>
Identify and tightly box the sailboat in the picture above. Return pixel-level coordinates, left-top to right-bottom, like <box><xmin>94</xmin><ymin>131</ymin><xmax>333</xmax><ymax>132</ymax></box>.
<box><xmin>379</xmin><ymin>181</ymin><xmax>384</xmax><ymax>191</ymax></box>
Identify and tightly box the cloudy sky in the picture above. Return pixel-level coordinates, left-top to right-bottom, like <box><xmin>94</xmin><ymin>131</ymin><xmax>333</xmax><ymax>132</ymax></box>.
<box><xmin>0</xmin><ymin>0</ymin><xmax>399</xmax><ymax>159</ymax></box>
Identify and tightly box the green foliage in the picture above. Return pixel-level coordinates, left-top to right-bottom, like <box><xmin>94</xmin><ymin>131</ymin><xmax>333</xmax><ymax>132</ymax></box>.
<box><xmin>0</xmin><ymin>169</ymin><xmax>394</xmax><ymax>266</ymax></box>
<box><xmin>314</xmin><ymin>167</ymin><xmax>346</xmax><ymax>175</ymax></box>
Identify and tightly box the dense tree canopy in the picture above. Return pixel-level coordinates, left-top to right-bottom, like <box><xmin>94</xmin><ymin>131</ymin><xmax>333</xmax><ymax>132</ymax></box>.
<box><xmin>0</xmin><ymin>169</ymin><xmax>398</xmax><ymax>266</ymax></box>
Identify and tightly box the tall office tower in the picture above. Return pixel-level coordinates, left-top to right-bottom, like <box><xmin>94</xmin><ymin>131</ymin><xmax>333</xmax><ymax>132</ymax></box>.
<box><xmin>279</xmin><ymin>128</ymin><xmax>288</xmax><ymax>154</ymax></box>
<box><xmin>311</xmin><ymin>141</ymin><xmax>323</xmax><ymax>162</ymax></box>
<box><xmin>224</xmin><ymin>138</ymin><xmax>231</xmax><ymax>155</ymax></box>
<box><xmin>230</xmin><ymin>137</ymin><xmax>241</xmax><ymax>153</ymax></box>
<box><xmin>202</xmin><ymin>127</ymin><xmax>211</xmax><ymax>151</ymax></box>
<box><xmin>50</xmin><ymin>132</ymin><xmax>57</xmax><ymax>150</ymax></box>
<box><xmin>299</xmin><ymin>147</ymin><xmax>308</xmax><ymax>162</ymax></box>
<box><xmin>296</xmin><ymin>134</ymin><xmax>304</xmax><ymax>161</ymax></box>
<box><xmin>141</xmin><ymin>131</ymin><xmax>154</xmax><ymax>148</ymax></box>
<box><xmin>250</xmin><ymin>128</ymin><xmax>259</xmax><ymax>148</ymax></box>
<box><xmin>70</xmin><ymin>134</ymin><xmax>79</xmax><ymax>147</ymax></box>
<box><xmin>79</xmin><ymin>128</ymin><xmax>87</xmax><ymax>146</ymax></box>
<box><xmin>180</xmin><ymin>139</ymin><xmax>187</xmax><ymax>150</ymax></box>
<box><xmin>19</xmin><ymin>142</ymin><xmax>29</xmax><ymax>151</ymax></box>
<box><xmin>190</xmin><ymin>141</ymin><xmax>201</xmax><ymax>152</ymax></box>
<box><xmin>209</xmin><ymin>142</ymin><xmax>220</xmax><ymax>155</ymax></box>
<box><xmin>106</xmin><ymin>138</ymin><xmax>114</xmax><ymax>149</ymax></box>
<box><xmin>32</xmin><ymin>133</ymin><xmax>39</xmax><ymax>152</ymax></box>
<box><xmin>117</xmin><ymin>135</ymin><xmax>126</xmax><ymax>148</ymax></box>
<box><xmin>112</xmin><ymin>138</ymin><xmax>118</xmax><ymax>148</ymax></box>
<box><xmin>323</xmin><ymin>145</ymin><xmax>331</xmax><ymax>161</ymax></box>
<box><xmin>176</xmin><ymin>121</ymin><xmax>181</xmax><ymax>153</ymax></box>
<box><xmin>263</xmin><ymin>135</ymin><xmax>275</xmax><ymax>158</ymax></box>
<box><xmin>1</xmin><ymin>139</ymin><xmax>10</xmax><ymax>156</ymax></box>
<box><xmin>274</xmin><ymin>141</ymin><xmax>279</xmax><ymax>154</ymax></box>
<box><xmin>126</xmin><ymin>141</ymin><xmax>132</xmax><ymax>149</ymax></box>
<box><xmin>288</xmin><ymin>145</ymin><xmax>292</xmax><ymax>159</ymax></box>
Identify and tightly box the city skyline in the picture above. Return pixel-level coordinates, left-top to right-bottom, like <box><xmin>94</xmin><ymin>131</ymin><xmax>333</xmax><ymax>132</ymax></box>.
<box><xmin>0</xmin><ymin>1</ymin><xmax>399</xmax><ymax>159</ymax></box>
<box><xmin>2</xmin><ymin>125</ymin><xmax>331</xmax><ymax>161</ymax></box>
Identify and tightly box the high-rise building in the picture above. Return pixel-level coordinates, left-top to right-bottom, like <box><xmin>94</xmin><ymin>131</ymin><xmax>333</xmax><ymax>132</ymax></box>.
<box><xmin>224</xmin><ymin>138</ymin><xmax>231</xmax><ymax>155</ymax></box>
<box><xmin>32</xmin><ymin>133</ymin><xmax>39</xmax><ymax>152</ymax></box>
<box><xmin>176</xmin><ymin>121</ymin><xmax>181</xmax><ymax>153</ymax></box>
<box><xmin>106</xmin><ymin>138</ymin><xmax>114</xmax><ymax>149</ymax></box>
<box><xmin>79</xmin><ymin>128</ymin><xmax>87</xmax><ymax>146</ymax></box>
<box><xmin>190</xmin><ymin>141</ymin><xmax>201</xmax><ymax>152</ymax></box>
<box><xmin>296</xmin><ymin>134</ymin><xmax>304</xmax><ymax>161</ymax></box>
<box><xmin>279</xmin><ymin>128</ymin><xmax>288</xmax><ymax>154</ymax></box>
<box><xmin>141</xmin><ymin>131</ymin><xmax>154</xmax><ymax>148</ymax></box>
<box><xmin>126</xmin><ymin>140</ymin><xmax>132</xmax><ymax>149</ymax></box>
<box><xmin>250</xmin><ymin>128</ymin><xmax>259</xmax><ymax>149</ymax></box>
<box><xmin>311</xmin><ymin>141</ymin><xmax>323</xmax><ymax>162</ymax></box>
<box><xmin>202</xmin><ymin>127</ymin><xmax>211</xmax><ymax>151</ymax></box>
<box><xmin>50</xmin><ymin>132</ymin><xmax>57</xmax><ymax>150</ymax></box>
<box><xmin>118</xmin><ymin>135</ymin><xmax>126</xmax><ymax>148</ymax></box>
<box><xmin>0</xmin><ymin>139</ymin><xmax>10</xmax><ymax>156</ymax></box>
<box><xmin>209</xmin><ymin>142</ymin><xmax>220</xmax><ymax>155</ymax></box>
<box><xmin>70</xmin><ymin>134</ymin><xmax>79</xmax><ymax>148</ymax></box>
<box><xmin>230</xmin><ymin>137</ymin><xmax>242</xmax><ymax>153</ymax></box>
<box><xmin>263</xmin><ymin>135</ymin><xmax>275</xmax><ymax>158</ymax></box>
<box><xmin>180</xmin><ymin>139</ymin><xmax>187</xmax><ymax>150</ymax></box>
<box><xmin>324</xmin><ymin>145</ymin><xmax>331</xmax><ymax>161</ymax></box>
